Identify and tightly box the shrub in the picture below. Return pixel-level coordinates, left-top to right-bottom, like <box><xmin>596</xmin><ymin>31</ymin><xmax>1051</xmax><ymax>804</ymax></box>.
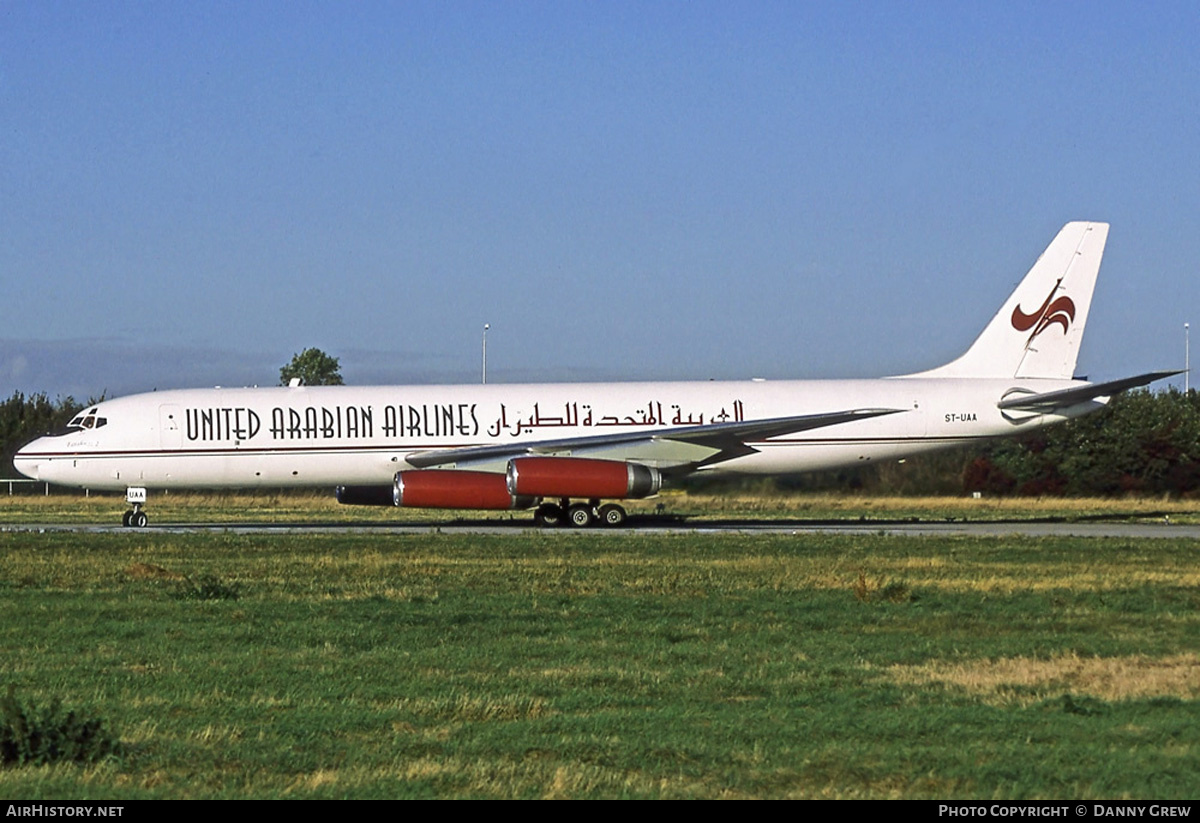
<box><xmin>172</xmin><ymin>573</ymin><xmax>240</xmax><ymax>601</ymax></box>
<box><xmin>853</xmin><ymin>572</ymin><xmax>915</xmax><ymax>604</ymax></box>
<box><xmin>0</xmin><ymin>686</ymin><xmax>121</xmax><ymax>766</ymax></box>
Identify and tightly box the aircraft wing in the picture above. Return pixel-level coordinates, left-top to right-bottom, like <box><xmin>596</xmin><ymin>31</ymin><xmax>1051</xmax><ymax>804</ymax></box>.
<box><xmin>405</xmin><ymin>407</ymin><xmax>905</xmax><ymax>473</ymax></box>
<box><xmin>997</xmin><ymin>370</ymin><xmax>1182</xmax><ymax>412</ymax></box>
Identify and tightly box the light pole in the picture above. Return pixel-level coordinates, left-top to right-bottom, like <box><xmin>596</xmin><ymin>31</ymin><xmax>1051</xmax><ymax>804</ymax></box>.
<box><xmin>1186</xmin><ymin>323</ymin><xmax>1190</xmax><ymax>394</ymax></box>
<box><xmin>482</xmin><ymin>323</ymin><xmax>489</xmax><ymax>384</ymax></box>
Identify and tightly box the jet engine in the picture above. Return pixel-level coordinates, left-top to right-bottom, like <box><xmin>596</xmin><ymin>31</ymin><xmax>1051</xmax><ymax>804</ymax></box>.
<box><xmin>394</xmin><ymin>470</ymin><xmax>534</xmax><ymax>510</ymax></box>
<box><xmin>506</xmin><ymin>457</ymin><xmax>661</xmax><ymax>499</ymax></box>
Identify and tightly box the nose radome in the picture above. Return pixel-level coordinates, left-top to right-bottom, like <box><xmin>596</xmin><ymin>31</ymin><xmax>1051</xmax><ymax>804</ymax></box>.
<box><xmin>13</xmin><ymin>442</ymin><xmax>41</xmax><ymax>481</ymax></box>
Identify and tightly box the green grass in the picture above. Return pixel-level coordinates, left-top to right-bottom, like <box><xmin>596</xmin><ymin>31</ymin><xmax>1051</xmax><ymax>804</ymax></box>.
<box><xmin>0</xmin><ymin>530</ymin><xmax>1196</xmax><ymax>798</ymax></box>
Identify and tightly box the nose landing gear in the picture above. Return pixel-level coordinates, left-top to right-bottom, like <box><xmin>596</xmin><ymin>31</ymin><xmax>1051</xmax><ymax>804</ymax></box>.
<box><xmin>122</xmin><ymin>487</ymin><xmax>149</xmax><ymax>528</ymax></box>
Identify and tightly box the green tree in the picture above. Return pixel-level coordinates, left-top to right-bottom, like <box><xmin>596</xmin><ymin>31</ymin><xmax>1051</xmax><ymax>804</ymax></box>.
<box><xmin>0</xmin><ymin>392</ymin><xmax>84</xmax><ymax>477</ymax></box>
<box><xmin>964</xmin><ymin>389</ymin><xmax>1200</xmax><ymax>497</ymax></box>
<box><xmin>279</xmin><ymin>348</ymin><xmax>344</xmax><ymax>386</ymax></box>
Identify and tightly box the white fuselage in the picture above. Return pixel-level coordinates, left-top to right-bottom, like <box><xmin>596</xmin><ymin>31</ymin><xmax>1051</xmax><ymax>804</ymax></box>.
<box><xmin>14</xmin><ymin>376</ymin><xmax>1093</xmax><ymax>492</ymax></box>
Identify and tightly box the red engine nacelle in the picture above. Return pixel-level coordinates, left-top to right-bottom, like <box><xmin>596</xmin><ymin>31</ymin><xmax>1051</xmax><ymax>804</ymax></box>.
<box><xmin>506</xmin><ymin>457</ymin><xmax>661</xmax><ymax>499</ymax></box>
<box><xmin>394</xmin><ymin>470</ymin><xmax>534</xmax><ymax>510</ymax></box>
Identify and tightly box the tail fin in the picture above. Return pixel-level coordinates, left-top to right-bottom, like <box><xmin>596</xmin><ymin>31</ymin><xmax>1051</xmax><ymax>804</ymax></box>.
<box><xmin>909</xmin><ymin>221</ymin><xmax>1109</xmax><ymax>380</ymax></box>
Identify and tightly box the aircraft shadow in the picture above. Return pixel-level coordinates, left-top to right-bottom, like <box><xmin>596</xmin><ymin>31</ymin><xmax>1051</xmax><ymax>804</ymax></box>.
<box><xmin>154</xmin><ymin>510</ymin><xmax>1187</xmax><ymax>531</ymax></box>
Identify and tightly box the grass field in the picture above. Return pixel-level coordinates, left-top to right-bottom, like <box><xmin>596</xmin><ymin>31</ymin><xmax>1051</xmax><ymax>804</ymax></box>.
<box><xmin>3</xmin><ymin>487</ymin><xmax>1200</xmax><ymax>525</ymax></box>
<box><xmin>0</xmin><ymin>519</ymin><xmax>1197</xmax><ymax>798</ymax></box>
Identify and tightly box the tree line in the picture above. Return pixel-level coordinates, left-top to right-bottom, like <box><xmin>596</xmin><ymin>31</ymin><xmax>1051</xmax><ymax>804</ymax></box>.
<box><xmin>0</xmin><ymin>392</ymin><xmax>89</xmax><ymax>480</ymax></box>
<box><xmin>688</xmin><ymin>388</ymin><xmax>1200</xmax><ymax>498</ymax></box>
<box><xmin>3</xmin><ymin>387</ymin><xmax>1198</xmax><ymax>497</ymax></box>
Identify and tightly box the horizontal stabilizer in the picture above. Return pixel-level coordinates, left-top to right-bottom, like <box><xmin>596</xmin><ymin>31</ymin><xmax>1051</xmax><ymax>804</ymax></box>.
<box><xmin>405</xmin><ymin>407</ymin><xmax>905</xmax><ymax>470</ymax></box>
<box><xmin>997</xmin><ymin>370</ymin><xmax>1182</xmax><ymax>412</ymax></box>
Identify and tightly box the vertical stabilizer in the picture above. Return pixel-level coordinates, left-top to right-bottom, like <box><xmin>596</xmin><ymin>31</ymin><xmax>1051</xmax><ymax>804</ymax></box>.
<box><xmin>908</xmin><ymin>221</ymin><xmax>1108</xmax><ymax>379</ymax></box>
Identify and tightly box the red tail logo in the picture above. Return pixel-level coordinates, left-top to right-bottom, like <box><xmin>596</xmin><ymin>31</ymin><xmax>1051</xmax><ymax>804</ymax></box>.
<box><xmin>1011</xmin><ymin>282</ymin><xmax>1075</xmax><ymax>342</ymax></box>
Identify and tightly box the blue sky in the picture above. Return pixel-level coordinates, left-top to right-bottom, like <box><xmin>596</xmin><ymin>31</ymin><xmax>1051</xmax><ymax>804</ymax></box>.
<box><xmin>3</xmin><ymin>1</ymin><xmax>1198</xmax><ymax>400</ymax></box>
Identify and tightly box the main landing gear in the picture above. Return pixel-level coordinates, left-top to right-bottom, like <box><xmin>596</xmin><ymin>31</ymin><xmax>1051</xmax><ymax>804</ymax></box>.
<box><xmin>533</xmin><ymin>499</ymin><xmax>628</xmax><ymax>528</ymax></box>
<box><xmin>122</xmin><ymin>487</ymin><xmax>149</xmax><ymax>528</ymax></box>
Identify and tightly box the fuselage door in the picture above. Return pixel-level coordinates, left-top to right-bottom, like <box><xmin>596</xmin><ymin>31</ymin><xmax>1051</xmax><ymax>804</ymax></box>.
<box><xmin>160</xmin><ymin>405</ymin><xmax>183</xmax><ymax>450</ymax></box>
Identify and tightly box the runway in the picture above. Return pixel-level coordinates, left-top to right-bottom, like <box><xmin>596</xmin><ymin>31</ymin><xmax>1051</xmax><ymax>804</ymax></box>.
<box><xmin>6</xmin><ymin>516</ymin><xmax>1200</xmax><ymax>539</ymax></box>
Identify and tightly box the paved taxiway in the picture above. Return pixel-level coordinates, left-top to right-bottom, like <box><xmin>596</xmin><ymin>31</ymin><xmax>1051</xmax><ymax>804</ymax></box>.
<box><xmin>5</xmin><ymin>519</ymin><xmax>1200</xmax><ymax>539</ymax></box>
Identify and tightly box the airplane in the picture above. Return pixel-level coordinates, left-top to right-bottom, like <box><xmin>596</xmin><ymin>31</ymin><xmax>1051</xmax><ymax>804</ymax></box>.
<box><xmin>13</xmin><ymin>221</ymin><xmax>1177</xmax><ymax>528</ymax></box>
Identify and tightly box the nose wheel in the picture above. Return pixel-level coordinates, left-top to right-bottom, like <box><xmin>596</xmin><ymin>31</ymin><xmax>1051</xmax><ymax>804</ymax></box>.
<box><xmin>123</xmin><ymin>487</ymin><xmax>149</xmax><ymax>528</ymax></box>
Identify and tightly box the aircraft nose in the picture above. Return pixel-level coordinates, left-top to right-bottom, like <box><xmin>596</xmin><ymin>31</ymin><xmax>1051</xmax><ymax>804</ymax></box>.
<box><xmin>13</xmin><ymin>439</ymin><xmax>42</xmax><ymax>481</ymax></box>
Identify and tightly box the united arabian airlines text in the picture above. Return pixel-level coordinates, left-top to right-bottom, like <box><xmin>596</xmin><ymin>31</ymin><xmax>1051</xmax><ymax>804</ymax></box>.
<box><xmin>182</xmin><ymin>399</ymin><xmax>747</xmax><ymax>443</ymax></box>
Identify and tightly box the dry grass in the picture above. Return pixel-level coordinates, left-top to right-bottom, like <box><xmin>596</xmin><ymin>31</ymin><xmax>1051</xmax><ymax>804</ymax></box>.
<box><xmin>670</xmin><ymin>490</ymin><xmax>1200</xmax><ymax>521</ymax></box>
<box><xmin>124</xmin><ymin>562</ymin><xmax>185</xmax><ymax>581</ymax></box>
<box><xmin>280</xmin><ymin>757</ymin><xmax>687</xmax><ymax>800</ymax></box>
<box><xmin>889</xmin><ymin>653</ymin><xmax>1200</xmax><ymax>705</ymax></box>
<box><xmin>385</xmin><ymin>693</ymin><xmax>551</xmax><ymax>723</ymax></box>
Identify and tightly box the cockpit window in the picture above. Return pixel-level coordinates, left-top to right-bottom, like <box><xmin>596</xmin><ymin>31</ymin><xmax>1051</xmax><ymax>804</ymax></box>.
<box><xmin>59</xmin><ymin>410</ymin><xmax>107</xmax><ymax>435</ymax></box>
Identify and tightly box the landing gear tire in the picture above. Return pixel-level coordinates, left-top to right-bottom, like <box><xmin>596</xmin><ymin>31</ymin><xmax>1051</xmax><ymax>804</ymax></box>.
<box><xmin>534</xmin><ymin>503</ymin><xmax>565</xmax><ymax>528</ymax></box>
<box><xmin>597</xmin><ymin>503</ymin><xmax>627</xmax><ymax>528</ymax></box>
<box><xmin>122</xmin><ymin>509</ymin><xmax>148</xmax><ymax>528</ymax></box>
<box><xmin>567</xmin><ymin>503</ymin><xmax>595</xmax><ymax>528</ymax></box>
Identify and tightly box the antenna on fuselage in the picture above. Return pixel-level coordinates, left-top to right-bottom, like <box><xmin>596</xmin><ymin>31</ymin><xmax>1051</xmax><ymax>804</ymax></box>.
<box><xmin>482</xmin><ymin>323</ymin><xmax>490</xmax><ymax>384</ymax></box>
